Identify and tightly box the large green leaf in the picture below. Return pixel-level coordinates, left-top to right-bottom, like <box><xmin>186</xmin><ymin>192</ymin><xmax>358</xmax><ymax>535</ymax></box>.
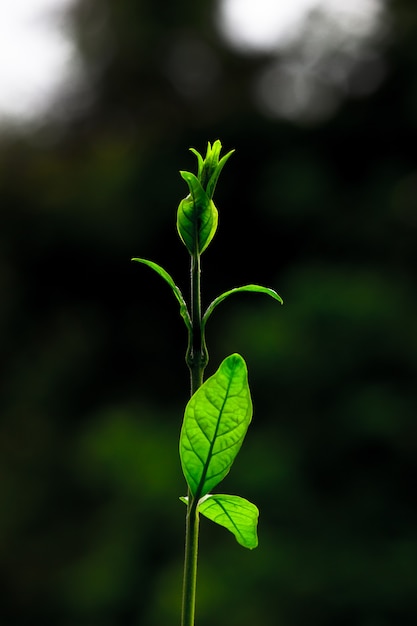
<box><xmin>202</xmin><ymin>284</ymin><xmax>283</xmax><ymax>328</ymax></box>
<box><xmin>176</xmin><ymin>171</ymin><xmax>218</xmax><ymax>255</ymax></box>
<box><xmin>198</xmin><ymin>494</ymin><xmax>259</xmax><ymax>549</ymax></box>
<box><xmin>131</xmin><ymin>258</ymin><xmax>192</xmax><ymax>330</ymax></box>
<box><xmin>179</xmin><ymin>353</ymin><xmax>252</xmax><ymax>499</ymax></box>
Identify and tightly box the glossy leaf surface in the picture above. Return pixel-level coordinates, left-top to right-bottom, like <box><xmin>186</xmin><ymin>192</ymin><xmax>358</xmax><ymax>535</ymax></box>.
<box><xmin>131</xmin><ymin>258</ymin><xmax>192</xmax><ymax>330</ymax></box>
<box><xmin>198</xmin><ymin>494</ymin><xmax>259</xmax><ymax>549</ymax></box>
<box><xmin>180</xmin><ymin>353</ymin><xmax>252</xmax><ymax>499</ymax></box>
<box><xmin>176</xmin><ymin>171</ymin><xmax>218</xmax><ymax>255</ymax></box>
<box><xmin>202</xmin><ymin>284</ymin><xmax>283</xmax><ymax>327</ymax></box>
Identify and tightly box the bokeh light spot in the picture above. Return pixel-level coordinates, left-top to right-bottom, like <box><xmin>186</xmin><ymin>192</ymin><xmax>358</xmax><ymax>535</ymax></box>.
<box><xmin>217</xmin><ymin>0</ymin><xmax>389</xmax><ymax>122</ymax></box>
<box><xmin>0</xmin><ymin>0</ymin><xmax>84</xmax><ymax>127</ymax></box>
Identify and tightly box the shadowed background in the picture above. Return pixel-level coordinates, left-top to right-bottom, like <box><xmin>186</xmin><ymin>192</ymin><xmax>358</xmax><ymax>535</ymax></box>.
<box><xmin>1</xmin><ymin>0</ymin><xmax>416</xmax><ymax>625</ymax></box>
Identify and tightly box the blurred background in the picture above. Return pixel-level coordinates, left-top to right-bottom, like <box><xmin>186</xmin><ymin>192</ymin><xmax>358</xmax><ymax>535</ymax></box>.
<box><xmin>1</xmin><ymin>0</ymin><xmax>416</xmax><ymax>624</ymax></box>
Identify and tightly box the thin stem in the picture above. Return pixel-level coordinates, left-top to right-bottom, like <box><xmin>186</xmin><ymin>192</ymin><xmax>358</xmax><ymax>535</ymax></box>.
<box><xmin>181</xmin><ymin>250</ymin><xmax>208</xmax><ymax>626</ymax></box>
<box><xmin>181</xmin><ymin>496</ymin><xmax>199</xmax><ymax>626</ymax></box>
<box><xmin>186</xmin><ymin>251</ymin><xmax>208</xmax><ymax>393</ymax></box>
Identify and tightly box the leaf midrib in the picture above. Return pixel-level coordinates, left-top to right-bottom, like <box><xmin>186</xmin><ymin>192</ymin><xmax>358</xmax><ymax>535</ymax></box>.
<box><xmin>194</xmin><ymin>369</ymin><xmax>235</xmax><ymax>500</ymax></box>
<box><xmin>212</xmin><ymin>498</ymin><xmax>246</xmax><ymax>544</ymax></box>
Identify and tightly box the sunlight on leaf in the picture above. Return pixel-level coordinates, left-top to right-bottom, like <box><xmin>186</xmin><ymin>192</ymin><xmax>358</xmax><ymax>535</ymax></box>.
<box><xmin>198</xmin><ymin>494</ymin><xmax>259</xmax><ymax>549</ymax></box>
<box><xmin>202</xmin><ymin>284</ymin><xmax>283</xmax><ymax>328</ymax></box>
<box><xmin>180</xmin><ymin>353</ymin><xmax>252</xmax><ymax>498</ymax></box>
<box><xmin>179</xmin><ymin>493</ymin><xmax>259</xmax><ymax>548</ymax></box>
<box><xmin>131</xmin><ymin>258</ymin><xmax>192</xmax><ymax>330</ymax></box>
<box><xmin>177</xmin><ymin>171</ymin><xmax>218</xmax><ymax>254</ymax></box>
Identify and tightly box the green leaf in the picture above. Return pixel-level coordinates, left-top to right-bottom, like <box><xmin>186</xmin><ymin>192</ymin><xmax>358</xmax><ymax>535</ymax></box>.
<box><xmin>198</xmin><ymin>494</ymin><xmax>259</xmax><ymax>549</ymax></box>
<box><xmin>131</xmin><ymin>258</ymin><xmax>192</xmax><ymax>330</ymax></box>
<box><xmin>205</xmin><ymin>148</ymin><xmax>235</xmax><ymax>200</ymax></box>
<box><xmin>202</xmin><ymin>284</ymin><xmax>283</xmax><ymax>328</ymax></box>
<box><xmin>179</xmin><ymin>353</ymin><xmax>252</xmax><ymax>499</ymax></box>
<box><xmin>177</xmin><ymin>171</ymin><xmax>218</xmax><ymax>254</ymax></box>
<box><xmin>189</xmin><ymin>147</ymin><xmax>204</xmax><ymax>180</ymax></box>
<box><xmin>190</xmin><ymin>141</ymin><xmax>234</xmax><ymax>199</ymax></box>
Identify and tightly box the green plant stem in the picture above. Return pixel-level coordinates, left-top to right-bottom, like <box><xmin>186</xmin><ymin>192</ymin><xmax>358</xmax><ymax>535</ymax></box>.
<box><xmin>182</xmin><ymin>251</ymin><xmax>208</xmax><ymax>626</ymax></box>
<box><xmin>186</xmin><ymin>251</ymin><xmax>208</xmax><ymax>393</ymax></box>
<box><xmin>181</xmin><ymin>495</ymin><xmax>200</xmax><ymax>626</ymax></box>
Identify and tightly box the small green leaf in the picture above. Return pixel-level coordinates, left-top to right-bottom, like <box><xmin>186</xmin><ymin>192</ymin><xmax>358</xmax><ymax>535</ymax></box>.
<box><xmin>198</xmin><ymin>494</ymin><xmax>259</xmax><ymax>549</ymax></box>
<box><xmin>131</xmin><ymin>258</ymin><xmax>192</xmax><ymax>330</ymax></box>
<box><xmin>189</xmin><ymin>147</ymin><xmax>204</xmax><ymax>180</ymax></box>
<box><xmin>205</xmin><ymin>148</ymin><xmax>234</xmax><ymax>200</ymax></box>
<box><xmin>177</xmin><ymin>141</ymin><xmax>233</xmax><ymax>255</ymax></box>
<box><xmin>179</xmin><ymin>353</ymin><xmax>252</xmax><ymax>499</ymax></box>
<box><xmin>190</xmin><ymin>140</ymin><xmax>235</xmax><ymax>199</ymax></box>
<box><xmin>177</xmin><ymin>171</ymin><xmax>218</xmax><ymax>254</ymax></box>
<box><xmin>200</xmin><ymin>140</ymin><xmax>219</xmax><ymax>189</ymax></box>
<box><xmin>202</xmin><ymin>284</ymin><xmax>283</xmax><ymax>328</ymax></box>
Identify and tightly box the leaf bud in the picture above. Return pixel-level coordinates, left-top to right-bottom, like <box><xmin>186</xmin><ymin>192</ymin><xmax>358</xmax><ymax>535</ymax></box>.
<box><xmin>177</xmin><ymin>140</ymin><xmax>234</xmax><ymax>255</ymax></box>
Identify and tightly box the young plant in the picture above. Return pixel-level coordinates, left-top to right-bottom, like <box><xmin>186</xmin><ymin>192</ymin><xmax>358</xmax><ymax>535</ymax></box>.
<box><xmin>132</xmin><ymin>141</ymin><xmax>282</xmax><ymax>626</ymax></box>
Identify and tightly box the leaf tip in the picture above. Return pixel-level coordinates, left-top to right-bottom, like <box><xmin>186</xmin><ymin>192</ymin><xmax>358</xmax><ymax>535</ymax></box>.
<box><xmin>222</xmin><ymin>352</ymin><xmax>247</xmax><ymax>377</ymax></box>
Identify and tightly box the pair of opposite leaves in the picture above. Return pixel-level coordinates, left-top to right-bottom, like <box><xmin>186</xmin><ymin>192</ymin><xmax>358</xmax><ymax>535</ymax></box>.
<box><xmin>131</xmin><ymin>255</ymin><xmax>282</xmax><ymax>549</ymax></box>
